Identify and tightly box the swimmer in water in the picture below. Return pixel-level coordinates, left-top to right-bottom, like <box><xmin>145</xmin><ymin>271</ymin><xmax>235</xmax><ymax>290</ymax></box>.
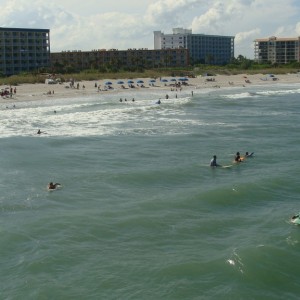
<box><xmin>47</xmin><ymin>182</ymin><xmax>61</xmax><ymax>190</ymax></box>
<box><xmin>234</xmin><ymin>152</ymin><xmax>243</xmax><ymax>162</ymax></box>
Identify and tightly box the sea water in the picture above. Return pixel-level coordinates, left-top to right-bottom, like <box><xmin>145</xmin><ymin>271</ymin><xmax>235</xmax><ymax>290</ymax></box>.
<box><xmin>1</xmin><ymin>83</ymin><xmax>300</xmax><ymax>299</ymax></box>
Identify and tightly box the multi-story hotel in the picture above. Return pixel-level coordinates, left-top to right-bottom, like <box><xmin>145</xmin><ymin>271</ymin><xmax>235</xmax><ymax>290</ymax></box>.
<box><xmin>254</xmin><ymin>36</ymin><xmax>300</xmax><ymax>64</ymax></box>
<box><xmin>154</xmin><ymin>28</ymin><xmax>235</xmax><ymax>65</ymax></box>
<box><xmin>0</xmin><ymin>27</ymin><xmax>50</xmax><ymax>76</ymax></box>
<box><xmin>50</xmin><ymin>48</ymin><xmax>189</xmax><ymax>71</ymax></box>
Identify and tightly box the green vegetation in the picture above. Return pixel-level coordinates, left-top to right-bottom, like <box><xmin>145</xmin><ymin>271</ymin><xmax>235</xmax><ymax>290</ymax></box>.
<box><xmin>1</xmin><ymin>56</ymin><xmax>300</xmax><ymax>85</ymax></box>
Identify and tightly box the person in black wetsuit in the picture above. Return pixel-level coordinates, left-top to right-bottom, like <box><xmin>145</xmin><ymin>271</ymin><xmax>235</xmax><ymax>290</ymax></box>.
<box><xmin>210</xmin><ymin>155</ymin><xmax>220</xmax><ymax>167</ymax></box>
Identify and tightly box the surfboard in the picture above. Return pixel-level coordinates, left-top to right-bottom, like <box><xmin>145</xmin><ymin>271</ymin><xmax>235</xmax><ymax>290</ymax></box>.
<box><xmin>221</xmin><ymin>165</ymin><xmax>233</xmax><ymax>169</ymax></box>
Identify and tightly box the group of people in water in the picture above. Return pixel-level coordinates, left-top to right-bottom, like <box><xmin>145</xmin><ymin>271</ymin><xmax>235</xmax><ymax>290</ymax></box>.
<box><xmin>119</xmin><ymin>98</ymin><xmax>135</xmax><ymax>102</ymax></box>
<box><xmin>234</xmin><ymin>151</ymin><xmax>254</xmax><ymax>162</ymax></box>
<box><xmin>210</xmin><ymin>151</ymin><xmax>254</xmax><ymax>167</ymax></box>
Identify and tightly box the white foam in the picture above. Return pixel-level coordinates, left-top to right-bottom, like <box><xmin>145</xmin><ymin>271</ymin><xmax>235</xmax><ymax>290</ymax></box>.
<box><xmin>0</xmin><ymin>93</ymin><xmax>196</xmax><ymax>138</ymax></box>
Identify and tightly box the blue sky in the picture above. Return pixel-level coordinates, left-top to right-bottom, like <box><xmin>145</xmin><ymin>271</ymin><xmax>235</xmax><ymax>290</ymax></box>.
<box><xmin>1</xmin><ymin>0</ymin><xmax>300</xmax><ymax>58</ymax></box>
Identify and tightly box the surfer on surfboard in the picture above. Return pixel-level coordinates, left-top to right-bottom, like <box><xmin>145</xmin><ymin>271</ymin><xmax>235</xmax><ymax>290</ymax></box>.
<box><xmin>291</xmin><ymin>213</ymin><xmax>300</xmax><ymax>225</ymax></box>
<box><xmin>37</xmin><ymin>129</ymin><xmax>47</xmax><ymax>135</ymax></box>
<box><xmin>210</xmin><ymin>155</ymin><xmax>220</xmax><ymax>167</ymax></box>
<box><xmin>245</xmin><ymin>152</ymin><xmax>254</xmax><ymax>157</ymax></box>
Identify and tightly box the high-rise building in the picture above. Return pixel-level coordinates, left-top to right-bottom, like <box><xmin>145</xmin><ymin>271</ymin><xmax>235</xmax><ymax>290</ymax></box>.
<box><xmin>254</xmin><ymin>36</ymin><xmax>300</xmax><ymax>64</ymax></box>
<box><xmin>0</xmin><ymin>27</ymin><xmax>50</xmax><ymax>76</ymax></box>
<box><xmin>154</xmin><ymin>28</ymin><xmax>234</xmax><ymax>65</ymax></box>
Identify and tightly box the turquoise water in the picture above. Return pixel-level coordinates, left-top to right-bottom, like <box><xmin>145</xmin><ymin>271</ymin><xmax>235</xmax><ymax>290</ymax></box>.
<box><xmin>1</xmin><ymin>83</ymin><xmax>300</xmax><ymax>299</ymax></box>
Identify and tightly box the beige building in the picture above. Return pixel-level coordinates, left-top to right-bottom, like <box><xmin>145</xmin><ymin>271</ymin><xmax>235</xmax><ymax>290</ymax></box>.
<box><xmin>254</xmin><ymin>36</ymin><xmax>300</xmax><ymax>64</ymax></box>
<box><xmin>51</xmin><ymin>48</ymin><xmax>189</xmax><ymax>71</ymax></box>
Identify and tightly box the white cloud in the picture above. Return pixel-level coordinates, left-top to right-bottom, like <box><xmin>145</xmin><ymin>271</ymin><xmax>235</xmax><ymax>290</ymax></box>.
<box><xmin>234</xmin><ymin>28</ymin><xmax>261</xmax><ymax>58</ymax></box>
<box><xmin>189</xmin><ymin>0</ymin><xmax>300</xmax><ymax>57</ymax></box>
<box><xmin>145</xmin><ymin>0</ymin><xmax>200</xmax><ymax>26</ymax></box>
<box><xmin>296</xmin><ymin>23</ymin><xmax>300</xmax><ymax>36</ymax></box>
<box><xmin>0</xmin><ymin>0</ymin><xmax>300</xmax><ymax>58</ymax></box>
<box><xmin>191</xmin><ymin>1</ymin><xmax>245</xmax><ymax>34</ymax></box>
<box><xmin>235</xmin><ymin>29</ymin><xmax>261</xmax><ymax>44</ymax></box>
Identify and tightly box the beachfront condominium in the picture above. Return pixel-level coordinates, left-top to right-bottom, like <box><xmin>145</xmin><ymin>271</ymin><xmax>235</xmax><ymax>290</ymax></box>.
<box><xmin>254</xmin><ymin>36</ymin><xmax>300</xmax><ymax>64</ymax></box>
<box><xmin>154</xmin><ymin>28</ymin><xmax>235</xmax><ymax>65</ymax></box>
<box><xmin>0</xmin><ymin>27</ymin><xmax>50</xmax><ymax>76</ymax></box>
<box><xmin>51</xmin><ymin>48</ymin><xmax>189</xmax><ymax>71</ymax></box>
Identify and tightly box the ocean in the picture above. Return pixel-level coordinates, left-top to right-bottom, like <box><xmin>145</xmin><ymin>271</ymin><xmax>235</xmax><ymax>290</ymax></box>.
<box><xmin>1</xmin><ymin>82</ymin><xmax>300</xmax><ymax>299</ymax></box>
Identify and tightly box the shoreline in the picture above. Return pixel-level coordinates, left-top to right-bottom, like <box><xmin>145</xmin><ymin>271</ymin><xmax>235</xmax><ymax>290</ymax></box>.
<box><xmin>1</xmin><ymin>73</ymin><xmax>300</xmax><ymax>105</ymax></box>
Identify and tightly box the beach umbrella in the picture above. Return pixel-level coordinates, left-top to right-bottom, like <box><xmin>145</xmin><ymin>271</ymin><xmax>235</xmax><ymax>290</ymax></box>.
<box><xmin>117</xmin><ymin>80</ymin><xmax>124</xmax><ymax>84</ymax></box>
<box><xmin>137</xmin><ymin>80</ymin><xmax>144</xmax><ymax>84</ymax></box>
<box><xmin>127</xmin><ymin>80</ymin><xmax>134</xmax><ymax>84</ymax></box>
<box><xmin>161</xmin><ymin>79</ymin><xmax>168</xmax><ymax>82</ymax></box>
<box><xmin>149</xmin><ymin>79</ymin><xmax>156</xmax><ymax>82</ymax></box>
<box><xmin>170</xmin><ymin>78</ymin><xmax>177</xmax><ymax>82</ymax></box>
<box><xmin>178</xmin><ymin>77</ymin><xmax>188</xmax><ymax>81</ymax></box>
<box><xmin>105</xmin><ymin>81</ymin><xmax>112</xmax><ymax>85</ymax></box>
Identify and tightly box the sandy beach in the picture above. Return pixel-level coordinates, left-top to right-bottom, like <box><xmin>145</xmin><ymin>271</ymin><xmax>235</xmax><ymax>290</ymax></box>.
<box><xmin>1</xmin><ymin>73</ymin><xmax>300</xmax><ymax>104</ymax></box>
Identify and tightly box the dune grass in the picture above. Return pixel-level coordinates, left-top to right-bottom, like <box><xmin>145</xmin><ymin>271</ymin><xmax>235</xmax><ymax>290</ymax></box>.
<box><xmin>0</xmin><ymin>66</ymin><xmax>299</xmax><ymax>86</ymax></box>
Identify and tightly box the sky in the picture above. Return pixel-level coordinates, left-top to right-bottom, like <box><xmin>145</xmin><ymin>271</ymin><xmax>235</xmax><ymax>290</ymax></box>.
<box><xmin>1</xmin><ymin>0</ymin><xmax>300</xmax><ymax>59</ymax></box>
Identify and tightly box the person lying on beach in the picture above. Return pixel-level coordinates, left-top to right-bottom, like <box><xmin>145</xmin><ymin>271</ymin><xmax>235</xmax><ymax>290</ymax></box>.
<box><xmin>210</xmin><ymin>155</ymin><xmax>220</xmax><ymax>167</ymax></box>
<box><xmin>47</xmin><ymin>182</ymin><xmax>61</xmax><ymax>190</ymax></box>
